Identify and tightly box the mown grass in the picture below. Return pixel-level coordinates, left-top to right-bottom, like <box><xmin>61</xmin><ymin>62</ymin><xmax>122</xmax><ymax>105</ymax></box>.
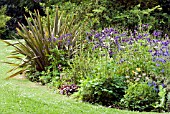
<box><xmin>0</xmin><ymin>40</ymin><xmax>167</xmax><ymax>114</ymax></box>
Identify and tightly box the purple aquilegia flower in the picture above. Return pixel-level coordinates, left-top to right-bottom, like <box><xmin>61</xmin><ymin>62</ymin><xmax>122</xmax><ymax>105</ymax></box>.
<box><xmin>162</xmin><ymin>83</ymin><xmax>166</xmax><ymax>88</ymax></box>
<box><xmin>163</xmin><ymin>51</ymin><xmax>169</xmax><ymax>56</ymax></box>
<box><xmin>144</xmin><ymin>33</ymin><xmax>149</xmax><ymax>37</ymax></box>
<box><xmin>156</xmin><ymin>63</ymin><xmax>160</xmax><ymax>67</ymax></box>
<box><xmin>51</xmin><ymin>33</ymin><xmax>57</xmax><ymax>42</ymax></box>
<box><xmin>146</xmin><ymin>38</ymin><xmax>151</xmax><ymax>43</ymax></box>
<box><xmin>161</xmin><ymin>41</ymin><xmax>169</xmax><ymax>46</ymax></box>
<box><xmin>94</xmin><ymin>33</ymin><xmax>101</xmax><ymax>38</ymax></box>
<box><xmin>154</xmin><ymin>58</ymin><xmax>166</xmax><ymax>63</ymax></box>
<box><xmin>136</xmin><ymin>34</ymin><xmax>143</xmax><ymax>39</ymax></box>
<box><xmin>153</xmin><ymin>30</ymin><xmax>162</xmax><ymax>37</ymax></box>
<box><xmin>161</xmin><ymin>69</ymin><xmax>165</xmax><ymax>73</ymax></box>
<box><xmin>120</xmin><ymin>32</ymin><xmax>127</xmax><ymax>37</ymax></box>
<box><xmin>109</xmin><ymin>50</ymin><xmax>114</xmax><ymax>57</ymax></box>
<box><xmin>115</xmin><ymin>36</ymin><xmax>120</xmax><ymax>40</ymax></box>
<box><xmin>148</xmin><ymin>50</ymin><xmax>152</xmax><ymax>53</ymax></box>
<box><xmin>48</xmin><ymin>38</ymin><xmax>52</xmax><ymax>42</ymax></box>
<box><xmin>53</xmin><ymin>37</ymin><xmax>57</xmax><ymax>42</ymax></box>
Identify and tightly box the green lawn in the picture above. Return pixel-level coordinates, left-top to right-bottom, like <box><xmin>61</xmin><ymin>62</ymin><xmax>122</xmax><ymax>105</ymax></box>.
<box><xmin>0</xmin><ymin>40</ymin><xmax>167</xmax><ymax>114</ymax></box>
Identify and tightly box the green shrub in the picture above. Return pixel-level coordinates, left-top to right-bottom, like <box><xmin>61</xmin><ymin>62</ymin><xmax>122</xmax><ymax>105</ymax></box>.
<box><xmin>0</xmin><ymin>6</ymin><xmax>10</xmax><ymax>37</ymax></box>
<box><xmin>74</xmin><ymin>75</ymin><xmax>126</xmax><ymax>106</ymax></box>
<box><xmin>121</xmin><ymin>82</ymin><xmax>159</xmax><ymax>111</ymax></box>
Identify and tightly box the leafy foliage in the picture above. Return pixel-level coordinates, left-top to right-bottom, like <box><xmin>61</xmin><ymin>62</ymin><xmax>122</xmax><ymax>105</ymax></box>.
<box><xmin>0</xmin><ymin>6</ymin><xmax>10</xmax><ymax>36</ymax></box>
<box><xmin>55</xmin><ymin>1</ymin><xmax>170</xmax><ymax>35</ymax></box>
<box><xmin>74</xmin><ymin>75</ymin><xmax>126</xmax><ymax>106</ymax></box>
<box><xmin>154</xmin><ymin>85</ymin><xmax>167</xmax><ymax>111</ymax></box>
<box><xmin>121</xmin><ymin>82</ymin><xmax>157</xmax><ymax>111</ymax></box>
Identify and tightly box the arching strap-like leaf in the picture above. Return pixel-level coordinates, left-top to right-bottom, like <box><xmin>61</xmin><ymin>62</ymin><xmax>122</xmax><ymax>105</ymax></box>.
<box><xmin>5</xmin><ymin>70</ymin><xmax>25</xmax><ymax>80</ymax></box>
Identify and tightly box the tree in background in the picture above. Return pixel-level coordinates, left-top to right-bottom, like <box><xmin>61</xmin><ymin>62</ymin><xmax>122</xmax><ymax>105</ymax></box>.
<box><xmin>0</xmin><ymin>0</ymin><xmax>45</xmax><ymax>39</ymax></box>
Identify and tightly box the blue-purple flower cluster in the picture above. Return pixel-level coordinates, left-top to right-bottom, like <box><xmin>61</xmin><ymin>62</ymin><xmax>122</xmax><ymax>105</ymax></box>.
<box><xmin>148</xmin><ymin>81</ymin><xmax>166</xmax><ymax>93</ymax></box>
<box><xmin>86</xmin><ymin>27</ymin><xmax>170</xmax><ymax>77</ymax></box>
<box><xmin>87</xmin><ymin>27</ymin><xmax>170</xmax><ymax>61</ymax></box>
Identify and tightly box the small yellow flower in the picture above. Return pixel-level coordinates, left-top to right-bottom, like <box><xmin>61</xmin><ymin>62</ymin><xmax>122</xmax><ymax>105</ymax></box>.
<box><xmin>83</xmin><ymin>40</ymin><xmax>87</xmax><ymax>43</ymax></box>
<box><xmin>132</xmin><ymin>70</ymin><xmax>135</xmax><ymax>73</ymax></box>
<box><xmin>132</xmin><ymin>70</ymin><xmax>138</xmax><ymax>75</ymax></box>
<box><xmin>136</xmin><ymin>68</ymin><xmax>141</xmax><ymax>72</ymax></box>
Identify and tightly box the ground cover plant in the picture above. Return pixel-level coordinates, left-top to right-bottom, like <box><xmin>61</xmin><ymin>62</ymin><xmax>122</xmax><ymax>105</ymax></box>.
<box><xmin>1</xmin><ymin>1</ymin><xmax>170</xmax><ymax>113</ymax></box>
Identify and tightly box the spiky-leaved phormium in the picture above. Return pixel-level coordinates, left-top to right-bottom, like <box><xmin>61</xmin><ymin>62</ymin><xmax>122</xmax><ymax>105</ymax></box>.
<box><xmin>2</xmin><ymin>6</ymin><xmax>83</xmax><ymax>79</ymax></box>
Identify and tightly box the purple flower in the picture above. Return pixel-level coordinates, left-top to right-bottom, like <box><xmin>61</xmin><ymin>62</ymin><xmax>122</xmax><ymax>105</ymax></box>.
<box><xmin>146</xmin><ymin>38</ymin><xmax>151</xmax><ymax>42</ymax></box>
<box><xmin>144</xmin><ymin>33</ymin><xmax>149</xmax><ymax>37</ymax></box>
<box><xmin>163</xmin><ymin>51</ymin><xmax>169</xmax><ymax>56</ymax></box>
<box><xmin>148</xmin><ymin>50</ymin><xmax>152</xmax><ymax>53</ymax></box>
<box><xmin>161</xmin><ymin>69</ymin><xmax>165</xmax><ymax>73</ymax></box>
<box><xmin>53</xmin><ymin>37</ymin><xmax>57</xmax><ymax>42</ymax></box>
<box><xmin>133</xmin><ymin>30</ymin><xmax>138</xmax><ymax>34</ymax></box>
<box><xmin>92</xmin><ymin>44</ymin><xmax>99</xmax><ymax>50</ymax></box>
<box><xmin>136</xmin><ymin>35</ymin><xmax>142</xmax><ymax>39</ymax></box>
<box><xmin>161</xmin><ymin>41</ymin><xmax>169</xmax><ymax>46</ymax></box>
<box><xmin>153</xmin><ymin>30</ymin><xmax>162</xmax><ymax>37</ymax></box>
<box><xmin>94</xmin><ymin>33</ymin><xmax>101</xmax><ymax>38</ymax></box>
<box><xmin>119</xmin><ymin>58</ymin><xmax>125</xmax><ymax>63</ymax></box>
<box><xmin>152</xmin><ymin>51</ymin><xmax>161</xmax><ymax>56</ymax></box>
<box><xmin>142</xmin><ymin>24</ymin><xmax>149</xmax><ymax>29</ymax></box>
<box><xmin>156</xmin><ymin>63</ymin><xmax>160</xmax><ymax>67</ymax></box>
<box><xmin>65</xmin><ymin>33</ymin><xmax>72</xmax><ymax>37</ymax></box>
<box><xmin>120</xmin><ymin>32</ymin><xmax>127</xmax><ymax>37</ymax></box>
<box><xmin>109</xmin><ymin>28</ymin><xmax>114</xmax><ymax>32</ymax></box>
<box><xmin>66</xmin><ymin>39</ymin><xmax>71</xmax><ymax>46</ymax></box>
<box><xmin>155</xmin><ymin>58</ymin><xmax>166</xmax><ymax>63</ymax></box>
<box><xmin>115</xmin><ymin>39</ymin><xmax>119</xmax><ymax>45</ymax></box>
<box><xmin>128</xmin><ymin>41</ymin><xmax>133</xmax><ymax>45</ymax></box>
<box><xmin>48</xmin><ymin>38</ymin><xmax>52</xmax><ymax>42</ymax></box>
<box><xmin>109</xmin><ymin>50</ymin><xmax>114</xmax><ymax>57</ymax></box>
<box><xmin>104</xmin><ymin>28</ymin><xmax>110</xmax><ymax>33</ymax></box>
<box><xmin>113</xmin><ymin>31</ymin><xmax>119</xmax><ymax>34</ymax></box>
<box><xmin>162</xmin><ymin>83</ymin><xmax>166</xmax><ymax>88</ymax></box>
<box><xmin>152</xmin><ymin>82</ymin><xmax>157</xmax><ymax>87</ymax></box>
<box><xmin>115</xmin><ymin>36</ymin><xmax>120</xmax><ymax>39</ymax></box>
<box><xmin>154</xmin><ymin>87</ymin><xmax>159</xmax><ymax>93</ymax></box>
<box><xmin>148</xmin><ymin>82</ymin><xmax>152</xmax><ymax>87</ymax></box>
